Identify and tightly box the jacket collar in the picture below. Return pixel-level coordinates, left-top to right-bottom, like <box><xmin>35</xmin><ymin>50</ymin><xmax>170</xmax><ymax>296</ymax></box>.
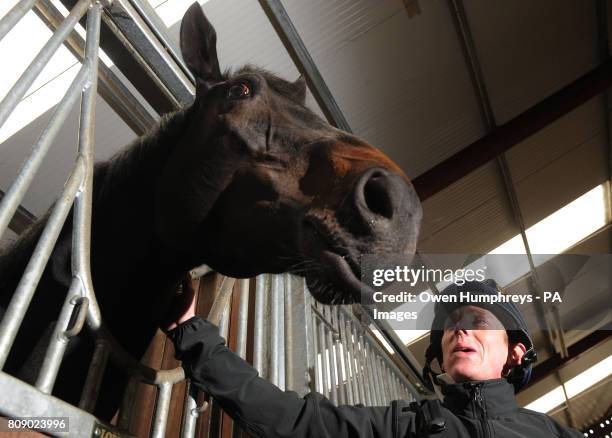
<box><xmin>441</xmin><ymin>378</ymin><xmax>518</xmax><ymax>418</ymax></box>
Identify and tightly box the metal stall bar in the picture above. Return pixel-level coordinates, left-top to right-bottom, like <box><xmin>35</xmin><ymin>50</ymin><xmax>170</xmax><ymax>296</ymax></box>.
<box><xmin>351</xmin><ymin>324</ymin><xmax>366</xmax><ymax>405</ymax></box>
<box><xmin>74</xmin><ymin>0</ymin><xmax>104</xmax><ymax>332</ymax></box>
<box><xmin>181</xmin><ymin>383</ymin><xmax>200</xmax><ymax>438</ymax></box>
<box><xmin>151</xmin><ymin>382</ymin><xmax>172</xmax><ymax>438</ymax></box>
<box><xmin>258</xmin><ymin>0</ymin><xmax>350</xmax><ymax>131</ymax></box>
<box><xmin>271</xmin><ymin>275</ymin><xmax>285</xmax><ymax>389</ymax></box>
<box><xmin>332</xmin><ymin>308</ymin><xmax>346</xmax><ymax>405</ymax></box>
<box><xmin>0</xmin><ymin>0</ymin><xmax>37</xmax><ymax>42</ymax></box>
<box><xmin>230</xmin><ymin>278</ymin><xmax>250</xmax><ymax>438</ymax></box>
<box><xmin>316</xmin><ymin>303</ymin><xmax>330</xmax><ymax>399</ymax></box>
<box><xmin>324</xmin><ymin>306</ymin><xmax>338</xmax><ymax>404</ymax></box>
<box><xmin>352</xmin><ymin>323</ymin><xmax>364</xmax><ymax>404</ymax></box>
<box><xmin>236</xmin><ymin>279</ymin><xmax>251</xmax><ymax>359</ymax></box>
<box><xmin>35</xmin><ymin>279</ymin><xmax>88</xmax><ymax>393</ymax></box>
<box><xmin>0</xmin><ymin>65</ymin><xmax>88</xmax><ymax>244</ymax></box>
<box><xmin>181</xmin><ymin>276</ymin><xmax>237</xmax><ymax>438</ymax></box>
<box><xmin>0</xmin><ymin>371</ymin><xmax>110</xmax><ymax>436</ymax></box>
<box><xmin>33</xmin><ymin>0</ymin><xmax>157</xmax><ymax>135</ymax></box>
<box><xmin>338</xmin><ymin>310</ymin><xmax>354</xmax><ymax>405</ymax></box>
<box><xmin>345</xmin><ymin>317</ymin><xmax>361</xmax><ymax>405</ymax></box>
<box><xmin>284</xmin><ymin>274</ymin><xmax>293</xmax><ymax>392</ymax></box>
<box><xmin>0</xmin><ymin>160</ymin><xmax>85</xmax><ymax>369</ymax></box>
<box><xmin>310</xmin><ymin>295</ymin><xmax>322</xmax><ymax>394</ymax></box>
<box><xmin>0</xmin><ymin>0</ymin><xmax>91</xmax><ymax>129</ymax></box>
<box><xmin>367</xmin><ymin>344</ymin><xmax>382</xmax><ymax>405</ymax></box>
<box><xmin>79</xmin><ymin>339</ymin><xmax>110</xmax><ymax>412</ymax></box>
<box><xmin>253</xmin><ymin>275</ymin><xmax>267</xmax><ymax>373</ymax></box>
<box><xmin>100</xmin><ymin>0</ymin><xmax>194</xmax><ymax>107</ymax></box>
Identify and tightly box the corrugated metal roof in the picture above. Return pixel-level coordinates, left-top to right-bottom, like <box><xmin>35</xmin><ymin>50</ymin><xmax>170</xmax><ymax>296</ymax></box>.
<box><xmin>463</xmin><ymin>0</ymin><xmax>600</xmax><ymax>124</ymax></box>
<box><xmin>283</xmin><ymin>0</ymin><xmax>485</xmax><ymax>177</ymax></box>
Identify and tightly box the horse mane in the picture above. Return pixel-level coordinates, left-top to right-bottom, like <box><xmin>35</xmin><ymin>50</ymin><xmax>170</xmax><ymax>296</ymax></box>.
<box><xmin>0</xmin><ymin>104</ymin><xmax>196</xmax><ymax>294</ymax></box>
<box><xmin>94</xmin><ymin>104</ymin><xmax>195</xmax><ymax>205</ymax></box>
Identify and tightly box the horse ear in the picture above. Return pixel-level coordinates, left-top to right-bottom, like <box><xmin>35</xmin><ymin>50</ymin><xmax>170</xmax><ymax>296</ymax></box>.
<box><xmin>180</xmin><ymin>2</ymin><xmax>222</xmax><ymax>89</ymax></box>
<box><xmin>293</xmin><ymin>75</ymin><xmax>307</xmax><ymax>103</ymax></box>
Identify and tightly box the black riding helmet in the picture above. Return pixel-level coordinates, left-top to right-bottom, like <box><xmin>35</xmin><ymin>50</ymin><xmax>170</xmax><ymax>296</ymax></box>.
<box><xmin>422</xmin><ymin>279</ymin><xmax>537</xmax><ymax>392</ymax></box>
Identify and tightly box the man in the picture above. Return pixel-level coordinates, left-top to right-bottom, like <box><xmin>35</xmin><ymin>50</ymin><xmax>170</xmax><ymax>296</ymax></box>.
<box><xmin>165</xmin><ymin>279</ymin><xmax>582</xmax><ymax>437</ymax></box>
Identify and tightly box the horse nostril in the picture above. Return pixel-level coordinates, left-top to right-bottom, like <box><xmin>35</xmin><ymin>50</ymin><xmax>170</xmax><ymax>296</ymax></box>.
<box><xmin>362</xmin><ymin>172</ymin><xmax>394</xmax><ymax>220</ymax></box>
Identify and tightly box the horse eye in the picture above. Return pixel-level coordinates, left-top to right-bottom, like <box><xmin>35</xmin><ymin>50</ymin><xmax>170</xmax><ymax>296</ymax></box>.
<box><xmin>227</xmin><ymin>82</ymin><xmax>251</xmax><ymax>99</ymax></box>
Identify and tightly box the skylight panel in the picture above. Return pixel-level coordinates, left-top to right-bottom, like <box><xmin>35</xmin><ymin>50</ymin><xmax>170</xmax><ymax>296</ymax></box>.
<box><xmin>525</xmin><ymin>185</ymin><xmax>606</xmax><ymax>254</ymax></box>
<box><xmin>0</xmin><ymin>0</ymin><xmax>116</xmax><ymax>144</ymax></box>
<box><xmin>152</xmin><ymin>0</ymin><xmax>211</xmax><ymax>27</ymax></box>
<box><xmin>524</xmin><ymin>354</ymin><xmax>612</xmax><ymax>413</ymax></box>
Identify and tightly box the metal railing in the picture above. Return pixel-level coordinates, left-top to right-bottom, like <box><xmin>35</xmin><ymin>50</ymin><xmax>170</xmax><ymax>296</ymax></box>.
<box><xmin>251</xmin><ymin>274</ymin><xmax>418</xmax><ymax>405</ymax></box>
<box><xmin>0</xmin><ymin>1</ymin><xmax>423</xmax><ymax>436</ymax></box>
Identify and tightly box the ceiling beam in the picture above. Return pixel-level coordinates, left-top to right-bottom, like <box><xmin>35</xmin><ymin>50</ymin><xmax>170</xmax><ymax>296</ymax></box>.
<box><xmin>446</xmin><ymin>0</ymin><xmax>565</xmax><ymax>354</ymax></box>
<box><xmin>413</xmin><ymin>56</ymin><xmax>612</xmax><ymax>201</ymax></box>
<box><xmin>258</xmin><ymin>0</ymin><xmax>352</xmax><ymax>132</ymax></box>
<box><xmin>525</xmin><ymin>330</ymin><xmax>611</xmax><ymax>388</ymax></box>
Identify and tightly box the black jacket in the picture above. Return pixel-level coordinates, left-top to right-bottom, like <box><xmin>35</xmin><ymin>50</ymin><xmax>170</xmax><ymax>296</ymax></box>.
<box><xmin>168</xmin><ymin>317</ymin><xmax>582</xmax><ymax>438</ymax></box>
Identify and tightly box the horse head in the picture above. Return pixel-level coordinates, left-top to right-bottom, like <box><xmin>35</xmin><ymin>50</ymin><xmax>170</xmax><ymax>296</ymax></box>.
<box><xmin>156</xmin><ymin>3</ymin><xmax>422</xmax><ymax>304</ymax></box>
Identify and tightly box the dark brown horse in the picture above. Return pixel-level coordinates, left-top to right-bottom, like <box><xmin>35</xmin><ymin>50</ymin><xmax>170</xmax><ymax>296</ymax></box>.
<box><xmin>0</xmin><ymin>3</ymin><xmax>421</xmax><ymax>419</ymax></box>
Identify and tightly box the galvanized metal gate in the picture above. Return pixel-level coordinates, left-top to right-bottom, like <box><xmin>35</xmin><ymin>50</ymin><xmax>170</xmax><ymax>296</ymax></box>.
<box><xmin>0</xmin><ymin>1</ymin><xmax>423</xmax><ymax>436</ymax></box>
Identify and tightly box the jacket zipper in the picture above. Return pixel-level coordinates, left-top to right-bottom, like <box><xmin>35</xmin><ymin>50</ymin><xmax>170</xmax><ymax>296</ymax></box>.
<box><xmin>473</xmin><ymin>384</ymin><xmax>490</xmax><ymax>438</ymax></box>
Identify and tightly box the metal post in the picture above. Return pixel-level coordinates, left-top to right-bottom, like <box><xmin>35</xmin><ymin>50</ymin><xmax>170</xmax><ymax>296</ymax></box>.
<box><xmin>331</xmin><ymin>308</ymin><xmax>345</xmax><ymax>405</ymax></box>
<box><xmin>346</xmin><ymin>319</ymin><xmax>361</xmax><ymax>405</ymax></box>
<box><xmin>33</xmin><ymin>0</ymin><xmax>157</xmax><ymax>136</ymax></box>
<box><xmin>181</xmin><ymin>384</ymin><xmax>200</xmax><ymax>438</ymax></box>
<box><xmin>324</xmin><ymin>307</ymin><xmax>338</xmax><ymax>405</ymax></box>
<box><xmin>0</xmin><ymin>0</ymin><xmax>92</xmax><ymax>130</ymax></box>
<box><xmin>74</xmin><ymin>0</ymin><xmax>104</xmax><ymax>331</ymax></box>
<box><xmin>0</xmin><ymin>160</ymin><xmax>85</xmax><ymax>369</ymax></box>
<box><xmin>151</xmin><ymin>382</ymin><xmax>172</xmax><ymax>438</ymax></box>
<box><xmin>35</xmin><ymin>279</ymin><xmax>87</xmax><ymax>393</ymax></box>
<box><xmin>381</xmin><ymin>360</ymin><xmax>394</xmax><ymax>403</ymax></box>
<box><xmin>338</xmin><ymin>310</ymin><xmax>354</xmax><ymax>405</ymax></box>
<box><xmin>310</xmin><ymin>301</ymin><xmax>322</xmax><ymax>393</ymax></box>
<box><xmin>0</xmin><ymin>0</ymin><xmax>38</xmax><ymax>41</ymax></box>
<box><xmin>365</xmin><ymin>343</ymin><xmax>380</xmax><ymax>405</ymax></box>
<box><xmin>352</xmin><ymin>325</ymin><xmax>366</xmax><ymax>405</ymax></box>
<box><xmin>79</xmin><ymin>339</ymin><xmax>110</xmax><ymax>412</ymax></box>
<box><xmin>271</xmin><ymin>275</ymin><xmax>284</xmax><ymax>388</ymax></box>
<box><xmin>283</xmin><ymin>274</ymin><xmax>293</xmax><ymax>391</ymax></box>
<box><xmin>253</xmin><ymin>275</ymin><xmax>266</xmax><ymax>373</ymax></box>
<box><xmin>371</xmin><ymin>355</ymin><xmax>383</xmax><ymax>404</ymax></box>
<box><xmin>118</xmin><ymin>378</ymin><xmax>138</xmax><ymax>431</ymax></box>
<box><xmin>357</xmin><ymin>331</ymin><xmax>372</xmax><ymax>406</ymax></box>
<box><xmin>316</xmin><ymin>304</ymin><xmax>329</xmax><ymax>399</ymax></box>
<box><xmin>236</xmin><ymin>279</ymin><xmax>250</xmax><ymax>359</ymax></box>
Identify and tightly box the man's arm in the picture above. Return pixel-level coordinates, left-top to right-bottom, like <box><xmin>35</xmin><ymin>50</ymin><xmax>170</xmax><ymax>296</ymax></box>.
<box><xmin>167</xmin><ymin>317</ymin><xmax>412</xmax><ymax>438</ymax></box>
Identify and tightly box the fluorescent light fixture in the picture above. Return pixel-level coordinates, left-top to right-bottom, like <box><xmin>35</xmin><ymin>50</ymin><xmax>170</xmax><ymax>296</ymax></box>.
<box><xmin>524</xmin><ymin>354</ymin><xmax>612</xmax><ymax>413</ymax></box>
<box><xmin>395</xmin><ymin>329</ymin><xmax>429</xmax><ymax>346</ymax></box>
<box><xmin>525</xmin><ymin>185</ymin><xmax>606</xmax><ymax>253</ymax></box>
<box><xmin>371</xmin><ymin>329</ymin><xmax>395</xmax><ymax>354</ymax></box>
<box><xmin>489</xmin><ymin>184</ymin><xmax>605</xmax><ymax>255</ymax></box>
<box><xmin>489</xmin><ymin>234</ymin><xmax>526</xmax><ymax>255</ymax></box>
<box><xmin>400</xmin><ymin>185</ymin><xmax>607</xmax><ymax>346</ymax></box>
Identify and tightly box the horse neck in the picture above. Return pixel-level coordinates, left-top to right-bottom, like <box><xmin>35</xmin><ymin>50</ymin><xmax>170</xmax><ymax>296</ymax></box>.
<box><xmin>91</xmin><ymin>106</ymin><xmax>195</xmax><ymax>279</ymax></box>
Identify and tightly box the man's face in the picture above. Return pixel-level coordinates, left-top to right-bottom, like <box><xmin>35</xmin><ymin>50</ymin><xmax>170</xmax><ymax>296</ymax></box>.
<box><xmin>441</xmin><ymin>306</ymin><xmax>516</xmax><ymax>382</ymax></box>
